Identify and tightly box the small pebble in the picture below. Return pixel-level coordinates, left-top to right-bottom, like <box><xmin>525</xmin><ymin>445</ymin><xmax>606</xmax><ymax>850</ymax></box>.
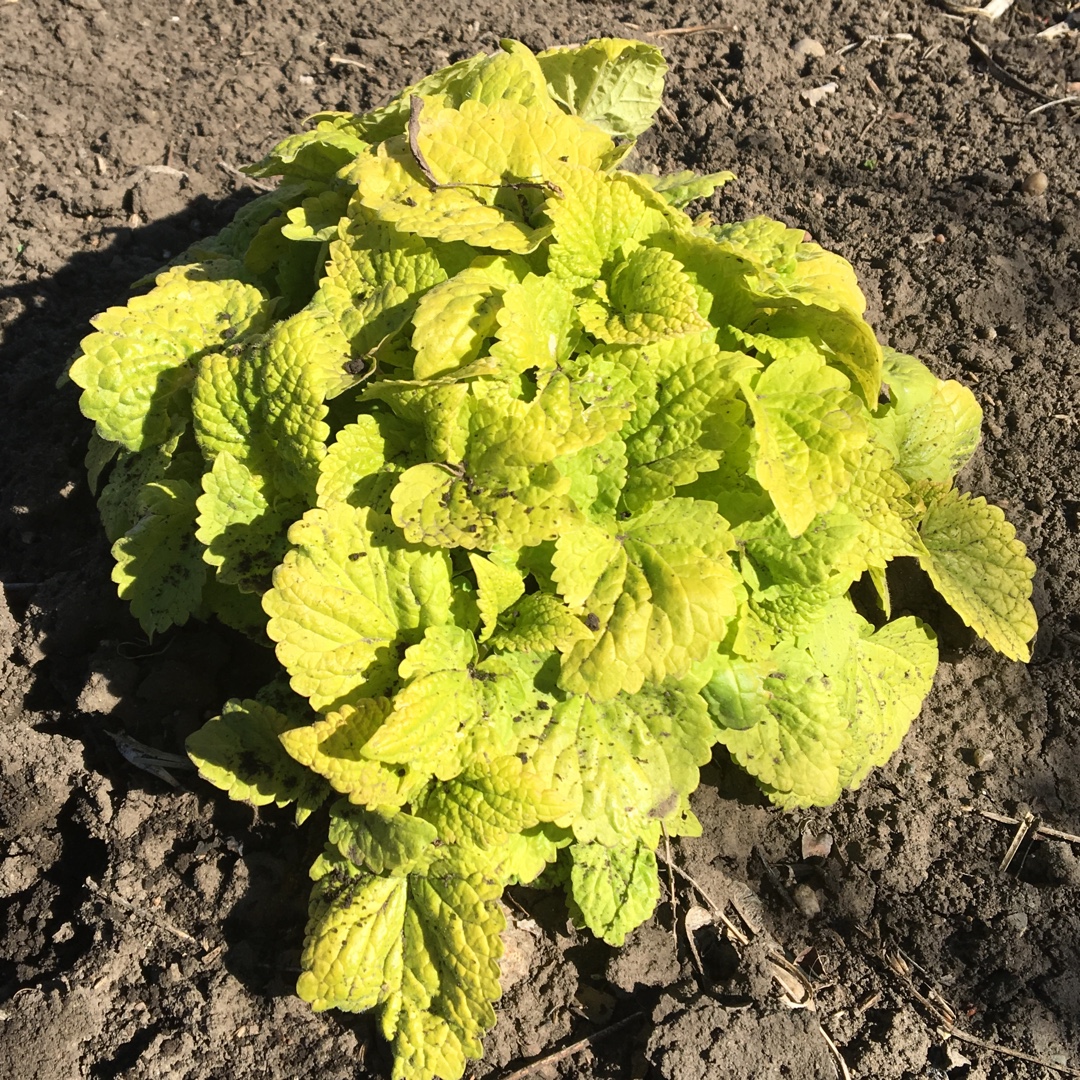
<box><xmin>1004</xmin><ymin>911</ymin><xmax>1028</xmax><ymax>934</ymax></box>
<box><xmin>1021</xmin><ymin>170</ymin><xmax>1048</xmax><ymax>196</ymax></box>
<box><xmin>792</xmin><ymin>36</ymin><xmax>827</xmax><ymax>59</ymax></box>
<box><xmin>792</xmin><ymin>884</ymin><xmax>821</xmax><ymax>918</ymax></box>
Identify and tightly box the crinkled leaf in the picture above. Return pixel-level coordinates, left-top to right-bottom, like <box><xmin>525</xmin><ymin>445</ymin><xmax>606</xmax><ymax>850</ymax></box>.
<box><xmin>874</xmin><ymin>349</ymin><xmax>983</xmax><ymax>483</ymax></box>
<box><xmin>111</xmin><ymin>479</ymin><xmax>207</xmax><ymax>635</ymax></box>
<box><xmin>352</xmin><ymin>96</ymin><xmax>611</xmax><ymax>254</ymax></box>
<box><xmin>487</xmin><ymin>272</ymin><xmax>581</xmax><ymax>374</ymax></box>
<box><xmin>488</xmin><ymin>592</ymin><xmax>593</xmax><ymax>653</ymax></box>
<box><xmin>578</xmin><ymin>245</ymin><xmax>709</xmax><ymax>345</ymax></box>
<box><xmin>839</xmin><ymin>618</ymin><xmax>938</xmax><ymax>789</ymax></box>
<box><xmin>739</xmin><ymin>349</ymin><xmax>869</xmax><ymax>537</ymax></box>
<box><xmin>316</xmin><ymin>207</ymin><xmax>452</xmax><ymax>366</ymax></box>
<box><xmin>916</xmin><ymin>488</ymin><xmax>1037</xmax><ymax>661</ymax></box>
<box><xmin>546</xmin><ymin>167</ymin><xmax>671</xmax><ymax>289</ymax></box>
<box><xmin>279</xmin><ymin>697</ymin><xmax>429</xmax><ymax>807</ymax></box>
<box><xmin>468</xmin><ymin>552</ymin><xmax>525</xmax><ymax>642</ymax></box>
<box><xmin>411</xmin><ymin>256</ymin><xmax>527</xmax><ymax>379</ymax></box>
<box><xmin>631</xmin><ymin>168</ymin><xmax>736</xmax><ymax>208</ymax></box>
<box><xmin>391</xmin><ymin>460</ymin><xmax>575</xmax><ymax>551</ymax></box>
<box><xmin>264</xmin><ymin>503</ymin><xmax>454</xmax><ymax>711</ymax></box>
<box><xmin>281</xmin><ymin>189</ymin><xmax>351</xmax><ymax>242</ymax></box>
<box><xmin>553</xmin><ymin>500</ymin><xmax>741</xmax><ymax>698</ymax></box>
<box><xmin>317</xmin><ymin>411</ymin><xmax>424</xmax><ymax>513</ymax></box>
<box><xmin>298</xmin><ymin>849</ymin><xmax>408</xmax><ymax>1013</ymax></box>
<box><xmin>536</xmin><ymin>38</ymin><xmax>667</xmax><ymax>137</ymax></box>
<box><xmin>515</xmin><ymin>681</ymin><xmax>716</xmax><ymax>846</ymax></box>
<box><xmin>384</xmin><ymin>864</ymin><xmax>504</xmax><ymax>1080</ymax></box>
<box><xmin>352</xmin><ymin>38</ymin><xmax>557</xmax><ymax>145</ymax></box>
<box><xmin>700</xmin><ymin>653</ymin><xmax>772</xmax><ymax>731</ymax></box>
<box><xmin>568</xmin><ymin>839</ymin><xmax>659</xmax><ymax>946</ymax></box>
<box><xmin>329</xmin><ymin>802</ymin><xmax>439</xmax><ymax>876</ymax></box>
<box><xmin>70</xmin><ymin>262</ymin><xmax>271</xmax><ymax>452</ymax></box>
<box><xmin>186</xmin><ymin>696</ymin><xmax>327</xmax><ymax>823</ymax></box>
<box><xmin>246</xmin><ymin>117</ymin><xmax>368</xmax><ymax>181</ymax></box>
<box><xmin>715</xmin><ymin>642</ymin><xmax>850</xmax><ymax>808</ymax></box>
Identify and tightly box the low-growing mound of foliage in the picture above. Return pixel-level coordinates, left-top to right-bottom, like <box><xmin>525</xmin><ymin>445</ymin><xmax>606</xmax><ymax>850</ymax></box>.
<box><xmin>68</xmin><ymin>38</ymin><xmax>1037</xmax><ymax>1080</ymax></box>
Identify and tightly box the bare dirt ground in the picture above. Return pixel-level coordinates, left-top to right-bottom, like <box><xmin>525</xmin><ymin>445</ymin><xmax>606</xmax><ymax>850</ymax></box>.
<box><xmin>2</xmin><ymin>1</ymin><xmax>1079</xmax><ymax>1078</ymax></box>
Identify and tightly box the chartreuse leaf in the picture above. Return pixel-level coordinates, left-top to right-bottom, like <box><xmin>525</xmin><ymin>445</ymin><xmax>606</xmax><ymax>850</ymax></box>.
<box><xmin>468</xmin><ymin>552</ymin><xmax>525</xmax><ymax>642</ymax></box>
<box><xmin>874</xmin><ymin>349</ymin><xmax>982</xmax><ymax>483</ymax></box>
<box><xmin>112</xmin><ymin>479</ymin><xmax>207</xmax><ymax>635</ymax></box>
<box><xmin>391</xmin><ymin>460</ymin><xmax>575</xmax><ymax>552</ymax></box>
<box><xmin>621</xmin><ymin>338</ymin><xmax>757</xmax><ymax>509</ymax></box>
<box><xmin>700</xmin><ymin>653</ymin><xmax>772</xmax><ymax>731</ymax></box>
<box><xmin>488</xmin><ymin>592</ymin><xmax>593</xmax><ymax>653</ymax></box>
<box><xmin>739</xmin><ymin>349</ymin><xmax>869</xmax><ymax>537</ymax></box>
<box><xmin>279</xmin><ymin>697</ymin><xmax>429</xmax><ymax>808</ymax></box>
<box><xmin>298</xmin><ymin>847</ymin><xmax>408</xmax><ymax>1014</ymax></box>
<box><xmin>264</xmin><ymin>503</ymin><xmax>454</xmax><ymax>711</ymax></box>
<box><xmin>515</xmin><ymin>680</ymin><xmax>716</xmax><ymax>847</ymax></box>
<box><xmin>384</xmin><ymin>859</ymin><xmax>504</xmax><ymax>1080</ymax></box>
<box><xmin>97</xmin><ymin>436</ymin><xmax>201</xmax><ymax>543</ymax></box>
<box><xmin>317</xmin><ymin>411</ymin><xmax>423</xmax><ymax>513</ymax></box>
<box><xmin>352</xmin><ymin>38</ymin><xmax>557</xmax><ymax>146</ymax></box>
<box><xmin>358</xmin><ymin>627</ymin><xmax>483</xmax><ymax>780</ymax></box>
<box><xmin>916</xmin><ymin>487</ymin><xmax>1037</xmax><ymax>661</ymax></box>
<box><xmin>245</xmin><ymin>115</ymin><xmax>368</xmax><ymax>181</ymax></box>
<box><xmin>281</xmin><ymin>189</ymin><xmax>350</xmax><ymax>242</ymax></box>
<box><xmin>418</xmin><ymin>754</ymin><xmax>545</xmax><ymax>848</ymax></box>
<box><xmin>837</xmin><ymin>617</ymin><xmax>938</xmax><ymax>789</ymax></box>
<box><xmin>315</xmin><ymin>205</ymin><xmax>452</xmax><ymax>366</ymax></box>
<box><xmin>186</xmin><ymin>696</ymin><xmax>327</xmax><ymax>824</ymax></box>
<box><xmin>351</xmin><ymin>96</ymin><xmax>612</xmax><ymax>254</ymax></box>
<box><xmin>553</xmin><ymin>499</ymin><xmax>741</xmax><ymax>698</ymax></box>
<box><xmin>193</xmin><ymin>305</ymin><xmax>347</xmax><ymax>589</ymax></box>
<box><xmin>546</xmin><ymin>167</ymin><xmax>671</xmax><ymax>288</ymax></box>
<box><xmin>69</xmin><ymin>262</ymin><xmax>271</xmax><ymax>452</ymax></box>
<box><xmin>486</xmin><ymin>272</ymin><xmax>581</xmax><ymax>375</ymax></box>
<box><xmin>631</xmin><ymin>169</ymin><xmax>736</xmax><ymax>209</ymax></box>
<box><xmin>536</xmin><ymin>38</ymin><xmax>667</xmax><ymax>137</ymax></box>
<box><xmin>411</xmin><ymin>256</ymin><xmax>527</xmax><ymax>378</ymax></box>
<box><xmin>568</xmin><ymin>839</ymin><xmax>660</xmax><ymax>946</ymax></box>
<box><xmin>715</xmin><ymin>642</ymin><xmax>850</xmax><ymax>808</ymax></box>
<box><xmin>329</xmin><ymin>802</ymin><xmax>439</xmax><ymax>875</ymax></box>
<box><xmin>578</xmin><ymin>245</ymin><xmax>709</xmax><ymax>345</ymax></box>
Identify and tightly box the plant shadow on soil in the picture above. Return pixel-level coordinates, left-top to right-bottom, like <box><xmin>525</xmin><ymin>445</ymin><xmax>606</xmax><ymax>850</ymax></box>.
<box><xmin>0</xmin><ymin>191</ymin><xmax>388</xmax><ymax>1056</ymax></box>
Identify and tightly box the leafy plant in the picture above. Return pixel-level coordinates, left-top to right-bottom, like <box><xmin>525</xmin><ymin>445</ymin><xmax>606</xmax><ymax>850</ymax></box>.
<box><xmin>68</xmin><ymin>38</ymin><xmax>1037</xmax><ymax>1080</ymax></box>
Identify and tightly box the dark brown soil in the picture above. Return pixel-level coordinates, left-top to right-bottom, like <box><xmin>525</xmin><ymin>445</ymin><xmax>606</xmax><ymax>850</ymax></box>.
<box><xmin>2</xmin><ymin>2</ymin><xmax>1079</xmax><ymax>1078</ymax></box>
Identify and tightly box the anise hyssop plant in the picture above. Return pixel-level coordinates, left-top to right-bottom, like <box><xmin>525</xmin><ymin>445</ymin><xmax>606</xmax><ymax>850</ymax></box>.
<box><xmin>68</xmin><ymin>38</ymin><xmax>1037</xmax><ymax>1080</ymax></box>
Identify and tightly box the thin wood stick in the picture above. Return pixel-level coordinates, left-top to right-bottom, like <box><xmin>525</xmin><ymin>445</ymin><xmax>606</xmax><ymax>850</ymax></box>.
<box><xmin>661</xmin><ymin>823</ymin><xmax>677</xmax><ymax>943</ymax></box>
<box><xmin>998</xmin><ymin>811</ymin><xmax>1040</xmax><ymax>872</ymax></box>
<box><xmin>944</xmin><ymin>1027</ymin><xmax>1080</xmax><ymax>1077</ymax></box>
<box><xmin>85</xmin><ymin>878</ymin><xmax>206</xmax><ymax>951</ymax></box>
<box><xmin>654</xmin><ymin>851</ymin><xmax>750</xmax><ymax>945</ymax></box>
<box><xmin>1027</xmin><ymin>95</ymin><xmax>1080</xmax><ymax>117</ymax></box>
<box><xmin>216</xmin><ymin>160</ymin><xmax>275</xmax><ymax>192</ymax></box>
<box><xmin>967</xmin><ymin>33</ymin><xmax>1051</xmax><ymax>102</ymax></box>
<box><xmin>972</xmin><ymin>807</ymin><xmax>1080</xmax><ymax>845</ymax></box>
<box><xmin>494</xmin><ymin>1012</ymin><xmax>645</xmax><ymax>1080</ymax></box>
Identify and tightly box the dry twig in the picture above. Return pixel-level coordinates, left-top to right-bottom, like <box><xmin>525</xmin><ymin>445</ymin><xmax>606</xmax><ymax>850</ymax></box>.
<box><xmin>493</xmin><ymin>1012</ymin><xmax>645</xmax><ymax>1080</ymax></box>
<box><xmin>216</xmin><ymin>160</ymin><xmax>275</xmax><ymax>192</ymax></box>
<box><xmin>85</xmin><ymin>877</ymin><xmax>206</xmax><ymax>952</ymax></box>
<box><xmin>967</xmin><ymin>33</ymin><xmax>1051</xmax><ymax>102</ymax></box>
<box><xmin>624</xmin><ymin>21</ymin><xmax>736</xmax><ymax>37</ymax></box>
